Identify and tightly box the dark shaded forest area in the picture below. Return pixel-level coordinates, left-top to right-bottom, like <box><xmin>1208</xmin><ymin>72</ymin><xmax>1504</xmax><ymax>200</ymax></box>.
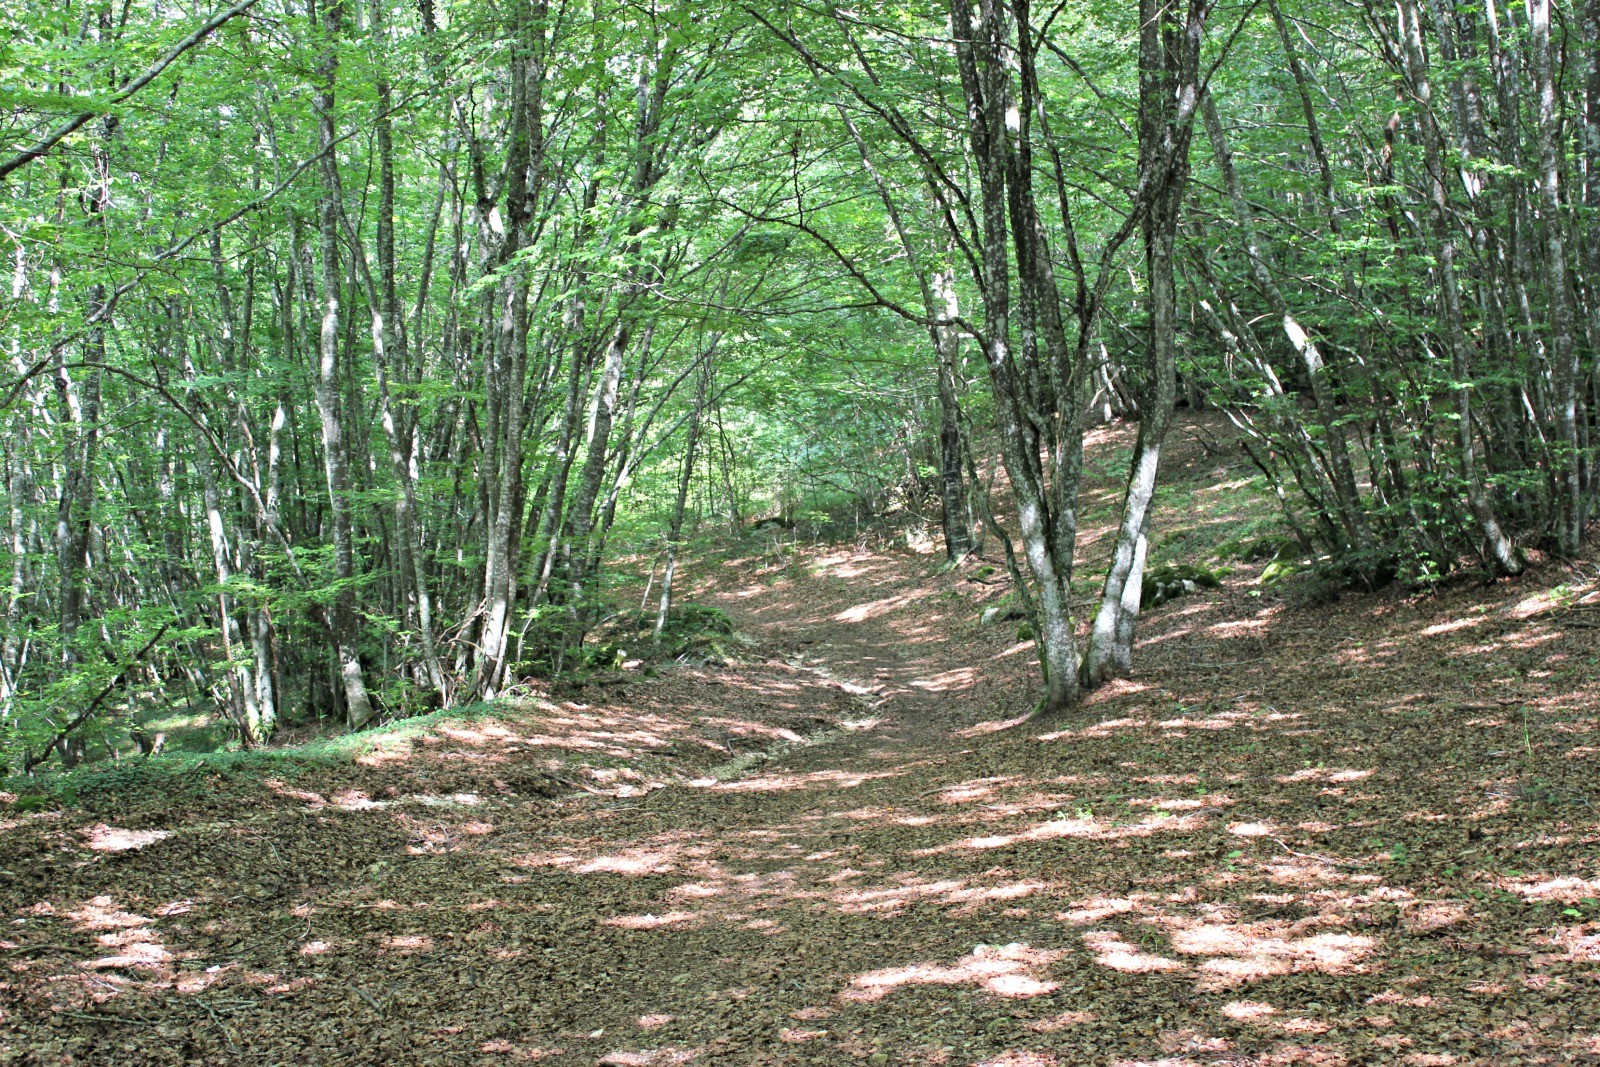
<box><xmin>1</xmin><ymin>0</ymin><xmax>1598</xmax><ymax>1063</ymax></box>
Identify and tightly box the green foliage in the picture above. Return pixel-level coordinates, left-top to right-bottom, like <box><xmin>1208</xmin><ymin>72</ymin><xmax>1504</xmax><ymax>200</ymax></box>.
<box><xmin>3</xmin><ymin>700</ymin><xmax>497</xmax><ymax>811</ymax></box>
<box><xmin>654</xmin><ymin>603</ymin><xmax>740</xmax><ymax>663</ymax></box>
<box><xmin>0</xmin><ymin>0</ymin><xmax>1590</xmax><ymax>763</ymax></box>
<box><xmin>1141</xmin><ymin>563</ymin><xmax>1223</xmax><ymax>608</ymax></box>
<box><xmin>1215</xmin><ymin>532</ymin><xmax>1298</xmax><ymax>564</ymax></box>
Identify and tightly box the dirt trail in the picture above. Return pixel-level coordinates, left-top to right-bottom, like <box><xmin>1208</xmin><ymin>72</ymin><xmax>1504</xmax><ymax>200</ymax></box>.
<box><xmin>5</xmin><ymin>431</ymin><xmax>1600</xmax><ymax>1065</ymax></box>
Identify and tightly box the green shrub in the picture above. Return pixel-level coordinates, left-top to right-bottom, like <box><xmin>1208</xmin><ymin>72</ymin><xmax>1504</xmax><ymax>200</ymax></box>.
<box><xmin>1142</xmin><ymin>562</ymin><xmax>1223</xmax><ymax>607</ymax></box>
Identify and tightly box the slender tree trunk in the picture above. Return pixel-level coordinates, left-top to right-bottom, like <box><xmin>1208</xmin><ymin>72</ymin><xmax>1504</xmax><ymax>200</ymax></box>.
<box><xmin>1530</xmin><ymin>0</ymin><xmax>1586</xmax><ymax>553</ymax></box>
<box><xmin>182</xmin><ymin>330</ymin><xmax>266</xmax><ymax>745</ymax></box>
<box><xmin>1082</xmin><ymin>0</ymin><xmax>1200</xmax><ymax>687</ymax></box>
<box><xmin>363</xmin><ymin>0</ymin><xmax>447</xmax><ymax>703</ymax></box>
<box><xmin>1200</xmin><ymin>92</ymin><xmax>1370</xmax><ymax>557</ymax></box>
<box><xmin>656</xmin><ymin>353</ymin><xmax>711</xmax><ymax>639</ymax></box>
<box><xmin>950</xmin><ymin>0</ymin><xmax>1080</xmax><ymax>712</ymax></box>
<box><xmin>472</xmin><ymin>2</ymin><xmax>542</xmax><ymax>697</ymax></box>
<box><xmin>932</xmin><ymin>271</ymin><xmax>973</xmax><ymax>559</ymax></box>
<box><xmin>529</xmin><ymin>324</ymin><xmax>590</xmax><ymax>608</ymax></box>
<box><xmin>1397</xmin><ymin>0</ymin><xmax>1524</xmax><ymax>574</ymax></box>
<box><xmin>560</xmin><ymin>320</ymin><xmax>628</xmax><ymax>603</ymax></box>
<box><xmin>308</xmin><ymin>0</ymin><xmax>375</xmax><ymax>727</ymax></box>
<box><xmin>834</xmin><ymin>100</ymin><xmax>973</xmax><ymax>559</ymax></box>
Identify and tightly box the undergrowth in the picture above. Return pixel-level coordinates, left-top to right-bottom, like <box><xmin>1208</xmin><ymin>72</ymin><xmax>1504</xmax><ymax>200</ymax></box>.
<box><xmin>0</xmin><ymin>701</ymin><xmax>496</xmax><ymax>812</ymax></box>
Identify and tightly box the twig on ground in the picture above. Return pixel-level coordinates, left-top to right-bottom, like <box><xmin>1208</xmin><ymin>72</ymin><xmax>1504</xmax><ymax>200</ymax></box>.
<box><xmin>1</xmin><ymin>942</ymin><xmax>81</xmax><ymax>958</ymax></box>
<box><xmin>1270</xmin><ymin>837</ymin><xmax>1366</xmax><ymax>868</ymax></box>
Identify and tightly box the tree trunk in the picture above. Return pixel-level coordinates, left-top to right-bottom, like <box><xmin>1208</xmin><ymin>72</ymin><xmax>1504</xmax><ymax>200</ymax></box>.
<box><xmin>1200</xmin><ymin>91</ymin><xmax>1370</xmax><ymax>558</ymax></box>
<box><xmin>932</xmin><ymin>271</ymin><xmax>973</xmax><ymax>560</ymax></box>
<box><xmin>656</xmin><ymin>354</ymin><xmax>712</xmax><ymax>639</ymax></box>
<box><xmin>1530</xmin><ymin>0</ymin><xmax>1586</xmax><ymax>554</ymax></box>
<box><xmin>950</xmin><ymin>0</ymin><xmax>1080</xmax><ymax>712</ymax></box>
<box><xmin>1081</xmin><ymin>0</ymin><xmax>1199</xmax><ymax>687</ymax></box>
<box><xmin>308</xmin><ymin>0</ymin><xmax>375</xmax><ymax>728</ymax></box>
<box><xmin>1397</xmin><ymin>0</ymin><xmax>1523</xmax><ymax>574</ymax></box>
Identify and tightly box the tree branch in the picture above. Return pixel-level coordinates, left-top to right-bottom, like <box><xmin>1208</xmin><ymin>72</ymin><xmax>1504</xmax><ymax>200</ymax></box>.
<box><xmin>0</xmin><ymin>0</ymin><xmax>263</xmax><ymax>182</ymax></box>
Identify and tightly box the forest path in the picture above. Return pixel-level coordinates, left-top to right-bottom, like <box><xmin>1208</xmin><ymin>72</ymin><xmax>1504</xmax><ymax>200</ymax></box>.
<box><xmin>6</xmin><ymin>434</ymin><xmax>1600</xmax><ymax>1064</ymax></box>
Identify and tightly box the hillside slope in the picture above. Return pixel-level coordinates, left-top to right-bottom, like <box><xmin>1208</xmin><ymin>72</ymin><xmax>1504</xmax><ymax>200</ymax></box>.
<box><xmin>4</xmin><ymin>419</ymin><xmax>1598</xmax><ymax>1066</ymax></box>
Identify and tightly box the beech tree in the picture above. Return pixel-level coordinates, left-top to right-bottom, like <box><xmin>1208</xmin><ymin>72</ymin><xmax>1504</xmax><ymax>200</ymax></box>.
<box><xmin>4</xmin><ymin>0</ymin><xmax>1600</xmax><ymax>763</ymax></box>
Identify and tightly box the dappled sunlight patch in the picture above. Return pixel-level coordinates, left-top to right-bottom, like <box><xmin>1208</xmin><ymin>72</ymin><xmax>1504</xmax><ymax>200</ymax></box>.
<box><xmin>263</xmin><ymin>779</ymin><xmax>330</xmax><ymax>807</ymax></box>
<box><xmin>958</xmin><ymin>713</ymin><xmax>1033</xmax><ymax>737</ymax></box>
<box><xmin>1403</xmin><ymin>901</ymin><xmax>1471</xmax><ymax>934</ymax></box>
<box><xmin>332</xmin><ymin>789</ymin><xmax>385</xmax><ymax>810</ymax></box>
<box><xmin>667</xmin><ymin>880</ymin><xmax>726</xmax><ymax>901</ymax></box>
<box><xmin>596</xmin><ymin>1049</ymin><xmax>701</xmax><ymax>1065</ymax></box>
<box><xmin>82</xmin><ymin>825</ymin><xmax>170</xmax><ymax>852</ymax></box>
<box><xmin>974</xmin><ymin>1053</ymin><xmax>1059</xmax><ymax>1067</ymax></box>
<box><xmin>1158</xmin><ymin>918</ymin><xmax>1375</xmax><ymax>989</ymax></box>
<box><xmin>1419</xmin><ymin>617</ymin><xmax>1484</xmax><ymax>637</ymax></box>
<box><xmin>842</xmin><ymin>942</ymin><xmax>1062</xmax><ymax>1003</ymax></box>
<box><xmin>1081</xmin><ymin>930</ymin><xmax>1185</xmax><ymax>973</ymax></box>
<box><xmin>431</xmin><ymin>722</ymin><xmax>522</xmax><ymax>747</ymax></box>
<box><xmin>83</xmin><ymin>938</ymin><xmax>172</xmax><ymax>971</ymax></box>
<box><xmin>699</xmin><ymin>716</ymin><xmax>805</xmax><ymax>744</ymax></box>
<box><xmin>547</xmin><ymin>849</ymin><xmax>686</xmax><ymax>876</ymax></box>
<box><xmin>778</xmin><ymin>1027</ymin><xmax>827</xmax><ymax>1043</ymax></box>
<box><xmin>921</xmin><ymin>810</ymin><xmax>1207</xmax><ymax>855</ymax></box>
<box><xmin>479</xmin><ymin>1041</ymin><xmax>566</xmax><ymax>1059</ymax></box>
<box><xmin>833</xmin><ymin>876</ymin><xmax>1049</xmax><ymax>916</ymax></box>
<box><xmin>698</xmin><ymin>767</ymin><xmax>905</xmax><ymax>793</ymax></box>
<box><xmin>978</xmin><ymin>793</ymin><xmax>1077</xmax><ymax>818</ymax></box>
<box><xmin>1497</xmin><ymin>874</ymin><xmax>1600</xmax><ymax>902</ymax></box>
<box><xmin>909</xmin><ymin>667</ymin><xmax>976</xmax><ymax>692</ymax></box>
<box><xmin>66</xmin><ymin>895</ymin><xmax>153</xmax><ymax>934</ymax></box>
<box><xmin>834</xmin><ymin>593</ymin><xmax>920</xmax><ymax>623</ymax></box>
<box><xmin>1141</xmin><ymin>625</ymin><xmax>1197</xmax><ymax>648</ymax></box>
<box><xmin>1275</xmin><ymin>766</ymin><xmax>1373</xmax><ymax>785</ymax></box>
<box><xmin>56</xmin><ymin>896</ymin><xmax>174</xmax><ymax>973</ymax></box>
<box><xmin>1060</xmin><ymin>897</ymin><xmax>1139</xmax><ymax>925</ymax></box>
<box><xmin>1035</xmin><ymin>717</ymin><xmax>1149</xmax><ymax>742</ymax></box>
<box><xmin>1156</xmin><ymin>1030</ymin><xmax>1234</xmax><ymax>1055</ymax></box>
<box><xmin>1208</xmin><ymin>617</ymin><xmax>1270</xmax><ymax>636</ymax></box>
<box><xmin>1156</xmin><ymin>714</ymin><xmax>1237</xmax><ymax>731</ymax></box>
<box><xmin>355</xmin><ymin>744</ymin><xmax>415</xmax><ymax>768</ymax></box>
<box><xmin>1127</xmin><ymin>797</ymin><xmax>1208</xmax><ymax>812</ymax></box>
<box><xmin>812</xmin><ymin>552</ymin><xmax>887</xmax><ymax>579</ymax></box>
<box><xmin>380</xmin><ymin>934</ymin><xmax>434</xmax><ymax>953</ymax></box>
<box><xmin>1279</xmin><ymin>1017</ymin><xmax>1332</xmax><ymax>1035</ymax></box>
<box><xmin>933</xmin><ymin>777</ymin><xmax>1014</xmax><ymax>803</ymax></box>
<box><xmin>1221</xmin><ymin>1000</ymin><xmax>1277</xmax><ymax>1022</ymax></box>
<box><xmin>606</xmin><ymin>911</ymin><xmax>698</xmax><ymax>930</ymax></box>
<box><xmin>1537</xmin><ymin>926</ymin><xmax>1600</xmax><ymax>963</ymax></box>
<box><xmin>1509</xmin><ymin>586</ymin><xmax>1597</xmax><ymax>619</ymax></box>
<box><xmin>173</xmin><ymin>964</ymin><xmax>233</xmax><ymax>994</ymax></box>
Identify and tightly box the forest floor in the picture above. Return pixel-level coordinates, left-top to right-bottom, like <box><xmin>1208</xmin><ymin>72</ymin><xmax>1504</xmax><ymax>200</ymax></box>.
<box><xmin>4</xmin><ymin>416</ymin><xmax>1600</xmax><ymax>1066</ymax></box>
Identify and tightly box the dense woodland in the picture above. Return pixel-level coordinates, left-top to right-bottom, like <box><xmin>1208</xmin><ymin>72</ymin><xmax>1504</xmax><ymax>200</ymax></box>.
<box><xmin>5</xmin><ymin>0</ymin><xmax>1600</xmax><ymax>770</ymax></box>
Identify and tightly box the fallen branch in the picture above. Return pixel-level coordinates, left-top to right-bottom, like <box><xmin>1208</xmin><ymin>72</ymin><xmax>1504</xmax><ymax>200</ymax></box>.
<box><xmin>1</xmin><ymin>942</ymin><xmax>82</xmax><ymax>958</ymax></box>
<box><xmin>24</xmin><ymin>623</ymin><xmax>171</xmax><ymax>774</ymax></box>
<box><xmin>1270</xmin><ymin>836</ymin><xmax>1366</xmax><ymax>868</ymax></box>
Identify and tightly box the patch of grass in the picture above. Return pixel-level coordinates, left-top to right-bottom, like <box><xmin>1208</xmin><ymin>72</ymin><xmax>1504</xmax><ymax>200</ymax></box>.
<box><xmin>2</xmin><ymin>701</ymin><xmax>497</xmax><ymax>811</ymax></box>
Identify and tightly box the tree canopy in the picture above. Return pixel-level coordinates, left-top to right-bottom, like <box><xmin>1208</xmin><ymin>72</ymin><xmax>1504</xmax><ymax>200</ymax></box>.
<box><xmin>4</xmin><ymin>0</ymin><xmax>1600</xmax><ymax>766</ymax></box>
